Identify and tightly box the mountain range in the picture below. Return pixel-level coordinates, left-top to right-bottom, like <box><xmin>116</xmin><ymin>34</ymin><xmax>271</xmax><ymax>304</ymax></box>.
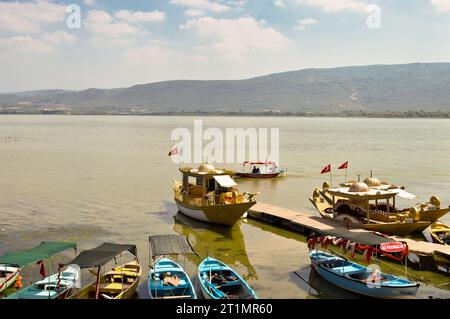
<box><xmin>1</xmin><ymin>63</ymin><xmax>450</xmax><ymax>114</ymax></box>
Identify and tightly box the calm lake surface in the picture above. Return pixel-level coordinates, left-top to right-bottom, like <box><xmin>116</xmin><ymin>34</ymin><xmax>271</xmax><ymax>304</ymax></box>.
<box><xmin>1</xmin><ymin>115</ymin><xmax>450</xmax><ymax>299</ymax></box>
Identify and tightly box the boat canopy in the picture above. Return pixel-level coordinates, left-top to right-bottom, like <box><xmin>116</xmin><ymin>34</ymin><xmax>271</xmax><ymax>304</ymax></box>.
<box><xmin>213</xmin><ymin>175</ymin><xmax>237</xmax><ymax>188</ymax></box>
<box><xmin>395</xmin><ymin>189</ymin><xmax>417</xmax><ymax>200</ymax></box>
<box><xmin>149</xmin><ymin>235</ymin><xmax>196</xmax><ymax>258</ymax></box>
<box><xmin>243</xmin><ymin>161</ymin><xmax>277</xmax><ymax>165</ymax></box>
<box><xmin>327</xmin><ymin>187</ymin><xmax>416</xmax><ymax>200</ymax></box>
<box><xmin>0</xmin><ymin>241</ymin><xmax>76</xmax><ymax>267</ymax></box>
<box><xmin>65</xmin><ymin>243</ymin><xmax>136</xmax><ymax>269</ymax></box>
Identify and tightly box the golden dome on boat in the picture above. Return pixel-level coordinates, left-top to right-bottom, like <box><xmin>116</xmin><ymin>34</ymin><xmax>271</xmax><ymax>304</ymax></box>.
<box><xmin>198</xmin><ymin>163</ymin><xmax>216</xmax><ymax>173</ymax></box>
<box><xmin>349</xmin><ymin>182</ymin><xmax>369</xmax><ymax>193</ymax></box>
<box><xmin>363</xmin><ymin>177</ymin><xmax>381</xmax><ymax>187</ymax></box>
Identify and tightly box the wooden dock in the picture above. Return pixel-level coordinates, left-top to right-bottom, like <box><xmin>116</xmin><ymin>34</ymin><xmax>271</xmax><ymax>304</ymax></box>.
<box><xmin>247</xmin><ymin>202</ymin><xmax>450</xmax><ymax>275</ymax></box>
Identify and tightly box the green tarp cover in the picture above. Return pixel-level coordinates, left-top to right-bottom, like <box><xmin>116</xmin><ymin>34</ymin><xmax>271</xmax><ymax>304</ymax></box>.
<box><xmin>0</xmin><ymin>241</ymin><xmax>76</xmax><ymax>267</ymax></box>
<box><xmin>149</xmin><ymin>235</ymin><xmax>196</xmax><ymax>257</ymax></box>
<box><xmin>66</xmin><ymin>243</ymin><xmax>137</xmax><ymax>269</ymax></box>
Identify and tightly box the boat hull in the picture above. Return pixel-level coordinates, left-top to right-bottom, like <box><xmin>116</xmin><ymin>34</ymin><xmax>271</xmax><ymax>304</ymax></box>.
<box><xmin>0</xmin><ymin>266</ymin><xmax>20</xmax><ymax>294</ymax></box>
<box><xmin>429</xmin><ymin>222</ymin><xmax>450</xmax><ymax>245</ymax></box>
<box><xmin>310</xmin><ymin>250</ymin><xmax>419</xmax><ymax>299</ymax></box>
<box><xmin>197</xmin><ymin>257</ymin><xmax>257</xmax><ymax>299</ymax></box>
<box><xmin>175</xmin><ymin>198</ymin><xmax>255</xmax><ymax>226</ymax></box>
<box><xmin>234</xmin><ymin>172</ymin><xmax>280</xmax><ymax>179</ymax></box>
<box><xmin>148</xmin><ymin>258</ymin><xmax>196</xmax><ymax>299</ymax></box>
<box><xmin>69</xmin><ymin>261</ymin><xmax>141</xmax><ymax>299</ymax></box>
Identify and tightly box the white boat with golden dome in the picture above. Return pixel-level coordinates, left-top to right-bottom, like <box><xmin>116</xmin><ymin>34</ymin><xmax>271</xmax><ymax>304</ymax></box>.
<box><xmin>173</xmin><ymin>163</ymin><xmax>258</xmax><ymax>226</ymax></box>
<box><xmin>310</xmin><ymin>174</ymin><xmax>449</xmax><ymax>236</ymax></box>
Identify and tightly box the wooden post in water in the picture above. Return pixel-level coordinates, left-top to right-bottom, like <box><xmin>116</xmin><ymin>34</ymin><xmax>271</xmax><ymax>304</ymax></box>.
<box><xmin>95</xmin><ymin>266</ymin><xmax>101</xmax><ymax>299</ymax></box>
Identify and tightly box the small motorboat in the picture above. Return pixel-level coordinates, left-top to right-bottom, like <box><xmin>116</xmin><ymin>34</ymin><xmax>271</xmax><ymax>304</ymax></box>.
<box><xmin>234</xmin><ymin>161</ymin><xmax>287</xmax><ymax>179</ymax></box>
<box><xmin>309</xmin><ymin>250</ymin><xmax>419</xmax><ymax>299</ymax></box>
<box><xmin>148</xmin><ymin>258</ymin><xmax>196</xmax><ymax>299</ymax></box>
<box><xmin>0</xmin><ymin>265</ymin><xmax>20</xmax><ymax>294</ymax></box>
<box><xmin>148</xmin><ymin>235</ymin><xmax>197</xmax><ymax>299</ymax></box>
<box><xmin>429</xmin><ymin>222</ymin><xmax>450</xmax><ymax>245</ymax></box>
<box><xmin>198</xmin><ymin>257</ymin><xmax>257</xmax><ymax>299</ymax></box>
<box><xmin>6</xmin><ymin>265</ymin><xmax>80</xmax><ymax>299</ymax></box>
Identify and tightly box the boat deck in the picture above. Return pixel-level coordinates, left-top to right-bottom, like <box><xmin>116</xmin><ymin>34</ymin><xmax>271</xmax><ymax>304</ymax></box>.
<box><xmin>247</xmin><ymin>202</ymin><xmax>450</xmax><ymax>274</ymax></box>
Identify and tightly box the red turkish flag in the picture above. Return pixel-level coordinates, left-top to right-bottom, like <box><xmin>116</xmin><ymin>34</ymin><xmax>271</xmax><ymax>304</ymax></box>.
<box><xmin>36</xmin><ymin>260</ymin><xmax>46</xmax><ymax>279</ymax></box>
<box><xmin>338</xmin><ymin>161</ymin><xmax>348</xmax><ymax>170</ymax></box>
<box><xmin>321</xmin><ymin>164</ymin><xmax>331</xmax><ymax>174</ymax></box>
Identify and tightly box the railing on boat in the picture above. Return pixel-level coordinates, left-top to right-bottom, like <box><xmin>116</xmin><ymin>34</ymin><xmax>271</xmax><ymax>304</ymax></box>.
<box><xmin>174</xmin><ymin>189</ymin><xmax>246</xmax><ymax>206</ymax></box>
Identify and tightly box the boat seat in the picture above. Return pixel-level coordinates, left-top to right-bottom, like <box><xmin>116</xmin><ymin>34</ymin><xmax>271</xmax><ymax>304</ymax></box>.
<box><xmin>331</xmin><ymin>266</ymin><xmax>361</xmax><ymax>274</ymax></box>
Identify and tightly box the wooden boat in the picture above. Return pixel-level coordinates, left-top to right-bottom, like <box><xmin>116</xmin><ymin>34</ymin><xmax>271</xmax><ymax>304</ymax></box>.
<box><xmin>0</xmin><ymin>241</ymin><xmax>77</xmax><ymax>297</ymax></box>
<box><xmin>309</xmin><ymin>176</ymin><xmax>448</xmax><ymax>236</ymax></box>
<box><xmin>309</xmin><ymin>250</ymin><xmax>419</xmax><ymax>299</ymax></box>
<box><xmin>148</xmin><ymin>235</ymin><xmax>198</xmax><ymax>299</ymax></box>
<box><xmin>174</xmin><ymin>163</ymin><xmax>258</xmax><ymax>226</ymax></box>
<box><xmin>72</xmin><ymin>261</ymin><xmax>141</xmax><ymax>299</ymax></box>
<box><xmin>198</xmin><ymin>257</ymin><xmax>257</xmax><ymax>299</ymax></box>
<box><xmin>67</xmin><ymin>243</ymin><xmax>140</xmax><ymax>299</ymax></box>
<box><xmin>6</xmin><ymin>265</ymin><xmax>80</xmax><ymax>299</ymax></box>
<box><xmin>173</xmin><ymin>212</ymin><xmax>258</xmax><ymax>280</ymax></box>
<box><xmin>0</xmin><ymin>265</ymin><xmax>20</xmax><ymax>294</ymax></box>
<box><xmin>429</xmin><ymin>222</ymin><xmax>450</xmax><ymax>245</ymax></box>
<box><xmin>148</xmin><ymin>258</ymin><xmax>196</xmax><ymax>299</ymax></box>
<box><xmin>234</xmin><ymin>161</ymin><xmax>287</xmax><ymax>179</ymax></box>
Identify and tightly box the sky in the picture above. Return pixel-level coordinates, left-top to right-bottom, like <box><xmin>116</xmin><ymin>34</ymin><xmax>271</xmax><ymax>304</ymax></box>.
<box><xmin>0</xmin><ymin>0</ymin><xmax>450</xmax><ymax>92</ymax></box>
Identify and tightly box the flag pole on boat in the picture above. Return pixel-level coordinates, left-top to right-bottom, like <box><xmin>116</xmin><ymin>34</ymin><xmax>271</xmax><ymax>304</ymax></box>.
<box><xmin>321</xmin><ymin>164</ymin><xmax>332</xmax><ymax>187</ymax></box>
<box><xmin>338</xmin><ymin>161</ymin><xmax>349</xmax><ymax>184</ymax></box>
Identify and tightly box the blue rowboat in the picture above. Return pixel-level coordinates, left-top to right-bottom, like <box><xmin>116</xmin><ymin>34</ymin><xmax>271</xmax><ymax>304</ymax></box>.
<box><xmin>198</xmin><ymin>257</ymin><xmax>257</xmax><ymax>299</ymax></box>
<box><xmin>148</xmin><ymin>258</ymin><xmax>196</xmax><ymax>299</ymax></box>
<box><xmin>309</xmin><ymin>250</ymin><xmax>419</xmax><ymax>299</ymax></box>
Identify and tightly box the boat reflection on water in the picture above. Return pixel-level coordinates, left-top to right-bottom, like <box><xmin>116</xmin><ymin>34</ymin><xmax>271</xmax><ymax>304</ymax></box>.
<box><xmin>293</xmin><ymin>266</ymin><xmax>362</xmax><ymax>299</ymax></box>
<box><xmin>173</xmin><ymin>213</ymin><xmax>258</xmax><ymax>281</ymax></box>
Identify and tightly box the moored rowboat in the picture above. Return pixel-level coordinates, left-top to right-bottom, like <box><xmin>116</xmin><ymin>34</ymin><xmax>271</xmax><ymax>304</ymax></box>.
<box><xmin>309</xmin><ymin>250</ymin><xmax>419</xmax><ymax>299</ymax></box>
<box><xmin>148</xmin><ymin>235</ymin><xmax>198</xmax><ymax>299</ymax></box>
<box><xmin>198</xmin><ymin>257</ymin><xmax>257</xmax><ymax>299</ymax></box>
<box><xmin>148</xmin><ymin>258</ymin><xmax>196</xmax><ymax>299</ymax></box>
<box><xmin>429</xmin><ymin>222</ymin><xmax>450</xmax><ymax>245</ymax></box>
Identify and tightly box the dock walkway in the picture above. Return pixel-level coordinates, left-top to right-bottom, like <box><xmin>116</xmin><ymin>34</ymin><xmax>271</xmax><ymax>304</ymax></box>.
<box><xmin>247</xmin><ymin>202</ymin><xmax>450</xmax><ymax>274</ymax></box>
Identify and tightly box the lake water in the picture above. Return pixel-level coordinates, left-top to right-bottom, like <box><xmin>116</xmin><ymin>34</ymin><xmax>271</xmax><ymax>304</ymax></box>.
<box><xmin>0</xmin><ymin>115</ymin><xmax>449</xmax><ymax>298</ymax></box>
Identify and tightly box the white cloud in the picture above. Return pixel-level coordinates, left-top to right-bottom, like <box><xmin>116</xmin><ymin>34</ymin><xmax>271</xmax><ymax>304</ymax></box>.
<box><xmin>180</xmin><ymin>17</ymin><xmax>291</xmax><ymax>60</ymax></box>
<box><xmin>430</xmin><ymin>0</ymin><xmax>450</xmax><ymax>12</ymax></box>
<box><xmin>185</xmin><ymin>9</ymin><xmax>206</xmax><ymax>16</ymax></box>
<box><xmin>274</xmin><ymin>0</ymin><xmax>285</xmax><ymax>8</ymax></box>
<box><xmin>115</xmin><ymin>10</ymin><xmax>167</xmax><ymax>23</ymax></box>
<box><xmin>294</xmin><ymin>18</ymin><xmax>318</xmax><ymax>30</ymax></box>
<box><xmin>84</xmin><ymin>0</ymin><xmax>96</xmax><ymax>6</ymax></box>
<box><xmin>0</xmin><ymin>0</ymin><xmax>66</xmax><ymax>34</ymax></box>
<box><xmin>0</xmin><ymin>36</ymin><xmax>53</xmax><ymax>53</ymax></box>
<box><xmin>284</xmin><ymin>0</ymin><xmax>368</xmax><ymax>12</ymax></box>
<box><xmin>170</xmin><ymin>0</ymin><xmax>230</xmax><ymax>13</ymax></box>
<box><xmin>42</xmin><ymin>31</ymin><xmax>77</xmax><ymax>45</ymax></box>
<box><xmin>84</xmin><ymin>10</ymin><xmax>140</xmax><ymax>38</ymax></box>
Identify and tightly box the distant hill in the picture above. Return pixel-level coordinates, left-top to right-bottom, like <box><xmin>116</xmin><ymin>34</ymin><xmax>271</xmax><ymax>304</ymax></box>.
<box><xmin>1</xmin><ymin>63</ymin><xmax>450</xmax><ymax>114</ymax></box>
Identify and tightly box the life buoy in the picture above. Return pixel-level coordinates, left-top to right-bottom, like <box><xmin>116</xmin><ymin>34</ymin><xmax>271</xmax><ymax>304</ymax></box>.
<box><xmin>14</xmin><ymin>274</ymin><xmax>23</xmax><ymax>289</ymax></box>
